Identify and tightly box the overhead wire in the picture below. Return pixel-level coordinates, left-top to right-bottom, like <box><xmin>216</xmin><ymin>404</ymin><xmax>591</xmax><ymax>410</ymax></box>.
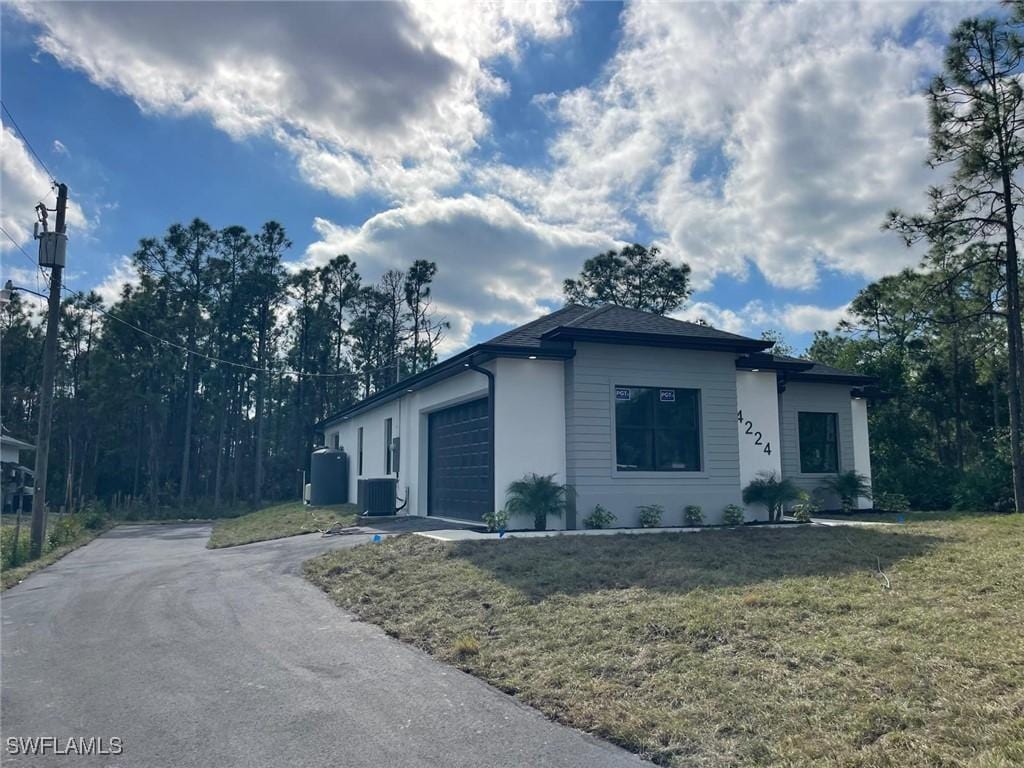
<box><xmin>2</xmin><ymin>227</ymin><xmax>401</xmax><ymax>381</ymax></box>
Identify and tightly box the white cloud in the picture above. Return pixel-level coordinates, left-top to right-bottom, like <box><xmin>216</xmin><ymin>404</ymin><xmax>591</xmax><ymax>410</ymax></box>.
<box><xmin>92</xmin><ymin>256</ymin><xmax>140</xmax><ymax>307</ymax></box>
<box><xmin>677</xmin><ymin>299</ymin><xmax>850</xmax><ymax>338</ymax></box>
<box><xmin>52</xmin><ymin>139</ymin><xmax>69</xmax><ymax>157</ymax></box>
<box><xmin>508</xmin><ymin>1</ymin><xmax>981</xmax><ymax>290</ymax></box>
<box><xmin>1</xmin><ymin>127</ymin><xmax>87</xmax><ymax>251</ymax></box>
<box><xmin>14</xmin><ymin>0</ymin><xmax>572</xmax><ymax>202</ymax></box>
<box><xmin>304</xmin><ymin>195</ymin><xmax>621</xmax><ymax>353</ymax></box>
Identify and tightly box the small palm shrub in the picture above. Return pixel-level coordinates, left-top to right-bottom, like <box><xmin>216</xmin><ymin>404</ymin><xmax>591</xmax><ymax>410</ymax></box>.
<box><xmin>791</xmin><ymin>500</ymin><xmax>819</xmax><ymax>523</ymax></box>
<box><xmin>874</xmin><ymin>491</ymin><xmax>910</xmax><ymax>514</ymax></box>
<box><xmin>722</xmin><ymin>504</ymin><xmax>745</xmax><ymax>526</ymax></box>
<box><xmin>742</xmin><ymin>471</ymin><xmax>803</xmax><ymax>522</ymax></box>
<box><xmin>683</xmin><ymin>504</ymin><xmax>704</xmax><ymax>526</ymax></box>
<box><xmin>637</xmin><ymin>504</ymin><xmax>663</xmax><ymax>528</ymax></box>
<box><xmin>482</xmin><ymin>508</ymin><xmax>510</xmax><ymax>533</ymax></box>
<box><xmin>583</xmin><ymin>504</ymin><xmax>617</xmax><ymax>529</ymax></box>
<box><xmin>504</xmin><ymin>473</ymin><xmax>571</xmax><ymax>531</ymax></box>
<box><xmin>819</xmin><ymin>470</ymin><xmax>872</xmax><ymax>513</ymax></box>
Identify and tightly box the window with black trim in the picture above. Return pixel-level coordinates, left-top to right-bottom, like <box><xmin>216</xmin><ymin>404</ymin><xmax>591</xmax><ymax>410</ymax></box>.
<box><xmin>357</xmin><ymin>427</ymin><xmax>364</xmax><ymax>475</ymax></box>
<box><xmin>615</xmin><ymin>386</ymin><xmax>701</xmax><ymax>471</ymax></box>
<box><xmin>798</xmin><ymin>412</ymin><xmax>838</xmax><ymax>473</ymax></box>
<box><xmin>333</xmin><ymin>433</ymin><xmax>340</xmax><ymax>449</ymax></box>
<box><xmin>385</xmin><ymin>418</ymin><xmax>393</xmax><ymax>474</ymax></box>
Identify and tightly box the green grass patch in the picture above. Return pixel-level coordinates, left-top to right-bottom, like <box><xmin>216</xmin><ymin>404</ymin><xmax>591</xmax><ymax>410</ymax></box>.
<box><xmin>207</xmin><ymin>501</ymin><xmax>357</xmax><ymax>548</ymax></box>
<box><xmin>306</xmin><ymin>514</ymin><xmax>1024</xmax><ymax>767</ymax></box>
<box><xmin>2</xmin><ymin>519</ymin><xmax>112</xmax><ymax>590</ymax></box>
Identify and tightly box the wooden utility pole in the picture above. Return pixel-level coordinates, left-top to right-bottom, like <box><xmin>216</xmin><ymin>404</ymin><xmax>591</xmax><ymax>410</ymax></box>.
<box><xmin>29</xmin><ymin>183</ymin><xmax>68</xmax><ymax>559</ymax></box>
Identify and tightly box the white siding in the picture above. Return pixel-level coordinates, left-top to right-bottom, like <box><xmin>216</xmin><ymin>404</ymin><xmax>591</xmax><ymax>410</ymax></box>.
<box><xmin>736</xmin><ymin>370</ymin><xmax>782</xmax><ymax>520</ymax></box>
<box><xmin>494</xmin><ymin>357</ymin><xmax>566</xmax><ymax>530</ymax></box>
<box><xmin>851</xmin><ymin>396</ymin><xmax>872</xmax><ymax>509</ymax></box>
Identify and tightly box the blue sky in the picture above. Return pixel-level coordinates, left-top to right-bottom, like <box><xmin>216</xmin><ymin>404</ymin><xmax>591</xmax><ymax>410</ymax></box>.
<box><xmin>0</xmin><ymin>1</ymin><xmax>986</xmax><ymax>354</ymax></box>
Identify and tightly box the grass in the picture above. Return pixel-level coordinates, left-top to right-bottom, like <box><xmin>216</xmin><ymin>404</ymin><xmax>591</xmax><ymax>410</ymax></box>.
<box><xmin>306</xmin><ymin>512</ymin><xmax>1024</xmax><ymax>767</ymax></box>
<box><xmin>207</xmin><ymin>501</ymin><xmax>357</xmax><ymax>548</ymax></box>
<box><xmin>1</xmin><ymin>521</ymin><xmax>112</xmax><ymax>590</ymax></box>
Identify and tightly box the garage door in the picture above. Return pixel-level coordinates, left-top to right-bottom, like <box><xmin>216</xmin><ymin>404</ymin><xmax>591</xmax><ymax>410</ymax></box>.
<box><xmin>428</xmin><ymin>398</ymin><xmax>490</xmax><ymax>521</ymax></box>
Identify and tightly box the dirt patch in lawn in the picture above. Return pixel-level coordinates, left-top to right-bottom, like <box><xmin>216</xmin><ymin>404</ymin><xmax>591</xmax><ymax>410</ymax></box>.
<box><xmin>306</xmin><ymin>514</ymin><xmax>1024</xmax><ymax>767</ymax></box>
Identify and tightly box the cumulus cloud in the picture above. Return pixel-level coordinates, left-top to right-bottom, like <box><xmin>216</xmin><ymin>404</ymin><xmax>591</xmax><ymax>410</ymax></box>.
<box><xmin>14</xmin><ymin>0</ymin><xmax>572</xmax><ymax>201</ymax></box>
<box><xmin>505</xmin><ymin>2</ymin><xmax>978</xmax><ymax>290</ymax></box>
<box><xmin>678</xmin><ymin>299</ymin><xmax>851</xmax><ymax>338</ymax></box>
<box><xmin>304</xmin><ymin>195</ymin><xmax>621</xmax><ymax>352</ymax></box>
<box><xmin>1</xmin><ymin>127</ymin><xmax>87</xmax><ymax>252</ymax></box>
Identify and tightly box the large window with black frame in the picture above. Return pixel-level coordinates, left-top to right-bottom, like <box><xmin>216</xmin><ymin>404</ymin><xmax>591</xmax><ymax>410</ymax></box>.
<box><xmin>798</xmin><ymin>411</ymin><xmax>839</xmax><ymax>473</ymax></box>
<box><xmin>615</xmin><ymin>386</ymin><xmax>701</xmax><ymax>471</ymax></box>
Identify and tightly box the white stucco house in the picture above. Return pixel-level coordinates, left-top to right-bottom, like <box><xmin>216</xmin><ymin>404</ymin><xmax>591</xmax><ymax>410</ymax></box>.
<box><xmin>319</xmin><ymin>304</ymin><xmax>875</xmax><ymax>528</ymax></box>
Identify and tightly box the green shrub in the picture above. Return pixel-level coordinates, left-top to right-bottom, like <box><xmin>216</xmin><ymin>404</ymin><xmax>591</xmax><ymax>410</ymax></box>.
<box><xmin>791</xmin><ymin>503</ymin><xmax>817</xmax><ymax>523</ymax></box>
<box><xmin>1</xmin><ymin>526</ymin><xmax>29</xmax><ymax>568</ymax></box>
<box><xmin>873</xmin><ymin>491</ymin><xmax>910</xmax><ymax>514</ymax></box>
<box><xmin>637</xmin><ymin>504</ymin><xmax>663</xmax><ymax>528</ymax></box>
<box><xmin>683</xmin><ymin>504</ymin><xmax>704</xmax><ymax>526</ymax></box>
<box><xmin>482</xmin><ymin>508</ymin><xmax>510</xmax><ymax>533</ymax></box>
<box><xmin>818</xmin><ymin>470</ymin><xmax>872</xmax><ymax>513</ymax></box>
<box><xmin>505</xmin><ymin>473</ymin><xmax>572</xmax><ymax>531</ymax></box>
<box><xmin>722</xmin><ymin>504</ymin><xmax>745</xmax><ymax>526</ymax></box>
<box><xmin>79</xmin><ymin>504</ymin><xmax>109</xmax><ymax>530</ymax></box>
<box><xmin>47</xmin><ymin>516</ymin><xmax>83</xmax><ymax>550</ymax></box>
<box><xmin>742</xmin><ymin>471</ymin><xmax>802</xmax><ymax>522</ymax></box>
<box><xmin>583</xmin><ymin>504</ymin><xmax>617</xmax><ymax>529</ymax></box>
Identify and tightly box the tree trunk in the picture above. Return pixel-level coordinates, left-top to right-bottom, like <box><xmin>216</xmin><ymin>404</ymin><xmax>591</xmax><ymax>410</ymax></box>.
<box><xmin>253</xmin><ymin>312</ymin><xmax>267</xmax><ymax>509</ymax></box>
<box><xmin>999</xmin><ymin>168</ymin><xmax>1024</xmax><ymax>513</ymax></box>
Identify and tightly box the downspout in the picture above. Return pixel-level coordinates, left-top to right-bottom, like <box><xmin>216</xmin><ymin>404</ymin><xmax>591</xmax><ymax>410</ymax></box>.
<box><xmin>465</xmin><ymin>359</ymin><xmax>496</xmax><ymax>517</ymax></box>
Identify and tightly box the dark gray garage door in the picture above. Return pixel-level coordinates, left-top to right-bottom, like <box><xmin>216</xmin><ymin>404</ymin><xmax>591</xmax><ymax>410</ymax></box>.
<box><xmin>428</xmin><ymin>398</ymin><xmax>490</xmax><ymax>521</ymax></box>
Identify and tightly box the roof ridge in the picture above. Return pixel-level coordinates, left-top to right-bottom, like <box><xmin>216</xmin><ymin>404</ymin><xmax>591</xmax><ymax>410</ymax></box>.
<box><xmin>560</xmin><ymin>303</ymin><xmax>615</xmax><ymax>328</ymax></box>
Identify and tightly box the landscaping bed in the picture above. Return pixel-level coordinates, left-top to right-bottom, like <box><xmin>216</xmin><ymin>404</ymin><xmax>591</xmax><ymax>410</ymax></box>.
<box><xmin>207</xmin><ymin>501</ymin><xmax>357</xmax><ymax>548</ymax></box>
<box><xmin>306</xmin><ymin>512</ymin><xmax>1023</xmax><ymax>767</ymax></box>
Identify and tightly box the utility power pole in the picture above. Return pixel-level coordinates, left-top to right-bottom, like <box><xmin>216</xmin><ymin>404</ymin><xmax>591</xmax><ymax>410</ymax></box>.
<box><xmin>29</xmin><ymin>183</ymin><xmax>68</xmax><ymax>559</ymax></box>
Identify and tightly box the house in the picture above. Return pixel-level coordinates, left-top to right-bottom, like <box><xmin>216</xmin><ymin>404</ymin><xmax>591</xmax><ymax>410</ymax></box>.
<box><xmin>1</xmin><ymin>433</ymin><xmax>35</xmax><ymax>515</ymax></box>
<box><xmin>319</xmin><ymin>304</ymin><xmax>874</xmax><ymax>527</ymax></box>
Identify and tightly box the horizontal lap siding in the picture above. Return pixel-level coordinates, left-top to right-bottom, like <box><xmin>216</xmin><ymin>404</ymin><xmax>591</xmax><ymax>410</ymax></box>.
<box><xmin>779</xmin><ymin>381</ymin><xmax>856</xmax><ymax>507</ymax></box>
<box><xmin>566</xmin><ymin>343</ymin><xmax>742</xmax><ymax>526</ymax></box>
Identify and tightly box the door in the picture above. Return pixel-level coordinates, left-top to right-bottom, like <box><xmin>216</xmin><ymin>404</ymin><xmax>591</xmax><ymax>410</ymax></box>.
<box><xmin>428</xmin><ymin>398</ymin><xmax>490</xmax><ymax>521</ymax></box>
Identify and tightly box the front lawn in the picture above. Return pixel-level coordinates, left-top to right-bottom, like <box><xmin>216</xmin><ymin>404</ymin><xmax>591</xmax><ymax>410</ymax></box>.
<box><xmin>207</xmin><ymin>501</ymin><xmax>357</xmax><ymax>548</ymax></box>
<box><xmin>306</xmin><ymin>513</ymin><xmax>1023</xmax><ymax>767</ymax></box>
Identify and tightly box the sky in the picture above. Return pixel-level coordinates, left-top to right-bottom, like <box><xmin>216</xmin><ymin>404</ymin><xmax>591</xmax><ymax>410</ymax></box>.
<box><xmin>0</xmin><ymin>0</ymin><xmax>994</xmax><ymax>355</ymax></box>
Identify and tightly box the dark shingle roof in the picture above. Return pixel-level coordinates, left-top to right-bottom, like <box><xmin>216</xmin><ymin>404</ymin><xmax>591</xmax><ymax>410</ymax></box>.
<box><xmin>769</xmin><ymin>354</ymin><xmax>874</xmax><ymax>383</ymax></box>
<box><xmin>485</xmin><ymin>303</ymin><xmax>769</xmax><ymax>352</ymax></box>
<box><xmin>484</xmin><ymin>304</ymin><xmax>593</xmax><ymax>348</ymax></box>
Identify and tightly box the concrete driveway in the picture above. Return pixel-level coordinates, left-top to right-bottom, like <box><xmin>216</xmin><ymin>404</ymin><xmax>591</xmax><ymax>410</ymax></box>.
<box><xmin>1</xmin><ymin>524</ymin><xmax>646</xmax><ymax>767</ymax></box>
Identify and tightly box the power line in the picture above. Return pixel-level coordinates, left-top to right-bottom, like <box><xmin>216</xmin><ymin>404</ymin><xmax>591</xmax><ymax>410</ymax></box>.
<box><xmin>2</xmin><ymin>233</ymin><xmax>401</xmax><ymax>380</ymax></box>
<box><xmin>1</xmin><ymin>100</ymin><xmax>57</xmax><ymax>186</ymax></box>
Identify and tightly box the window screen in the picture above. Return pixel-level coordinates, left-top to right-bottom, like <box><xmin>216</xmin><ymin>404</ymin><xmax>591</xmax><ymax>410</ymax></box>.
<box><xmin>615</xmin><ymin>386</ymin><xmax>701</xmax><ymax>471</ymax></box>
<box><xmin>385</xmin><ymin>418</ymin><xmax>393</xmax><ymax>474</ymax></box>
<box><xmin>798</xmin><ymin>412</ymin><xmax>838</xmax><ymax>473</ymax></box>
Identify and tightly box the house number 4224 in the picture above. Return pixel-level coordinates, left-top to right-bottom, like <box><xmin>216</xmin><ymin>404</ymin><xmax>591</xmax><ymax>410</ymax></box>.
<box><xmin>737</xmin><ymin>411</ymin><xmax>772</xmax><ymax>456</ymax></box>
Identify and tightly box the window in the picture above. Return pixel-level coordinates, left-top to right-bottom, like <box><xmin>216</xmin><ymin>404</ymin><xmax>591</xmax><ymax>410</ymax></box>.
<box><xmin>332</xmin><ymin>433</ymin><xmax>340</xmax><ymax>449</ymax></box>
<box><xmin>357</xmin><ymin>427</ymin><xmax>364</xmax><ymax>476</ymax></box>
<box><xmin>798</xmin><ymin>412</ymin><xmax>838</xmax><ymax>473</ymax></box>
<box><xmin>385</xmin><ymin>418</ymin><xmax>393</xmax><ymax>474</ymax></box>
<box><xmin>615</xmin><ymin>386</ymin><xmax>701</xmax><ymax>471</ymax></box>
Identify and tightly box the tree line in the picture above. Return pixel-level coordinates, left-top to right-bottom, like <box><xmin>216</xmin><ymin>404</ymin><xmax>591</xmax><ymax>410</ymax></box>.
<box><xmin>1</xmin><ymin>219</ymin><xmax>446</xmax><ymax>514</ymax></box>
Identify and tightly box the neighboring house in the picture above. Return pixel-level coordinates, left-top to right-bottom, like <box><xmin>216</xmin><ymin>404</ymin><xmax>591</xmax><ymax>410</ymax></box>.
<box><xmin>319</xmin><ymin>304</ymin><xmax>875</xmax><ymax>527</ymax></box>
<box><xmin>1</xmin><ymin>434</ymin><xmax>35</xmax><ymax>515</ymax></box>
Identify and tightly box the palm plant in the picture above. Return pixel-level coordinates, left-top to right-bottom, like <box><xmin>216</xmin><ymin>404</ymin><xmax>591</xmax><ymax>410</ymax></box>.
<box><xmin>742</xmin><ymin>471</ymin><xmax>803</xmax><ymax>522</ymax></box>
<box><xmin>818</xmin><ymin>471</ymin><xmax>871</xmax><ymax>513</ymax></box>
<box><xmin>504</xmin><ymin>473</ymin><xmax>571</xmax><ymax>531</ymax></box>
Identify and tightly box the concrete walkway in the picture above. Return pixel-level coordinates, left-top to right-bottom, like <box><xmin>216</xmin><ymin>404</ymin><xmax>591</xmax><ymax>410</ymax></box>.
<box><xmin>1</xmin><ymin>524</ymin><xmax>648</xmax><ymax>768</ymax></box>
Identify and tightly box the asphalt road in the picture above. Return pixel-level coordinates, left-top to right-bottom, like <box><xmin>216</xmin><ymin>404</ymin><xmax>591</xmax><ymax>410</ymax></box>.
<box><xmin>1</xmin><ymin>524</ymin><xmax>647</xmax><ymax>767</ymax></box>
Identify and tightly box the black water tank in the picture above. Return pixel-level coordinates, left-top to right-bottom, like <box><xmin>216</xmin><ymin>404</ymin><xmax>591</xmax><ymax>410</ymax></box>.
<box><xmin>310</xmin><ymin>448</ymin><xmax>348</xmax><ymax>505</ymax></box>
<box><xmin>358</xmin><ymin>478</ymin><xmax>397</xmax><ymax>516</ymax></box>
